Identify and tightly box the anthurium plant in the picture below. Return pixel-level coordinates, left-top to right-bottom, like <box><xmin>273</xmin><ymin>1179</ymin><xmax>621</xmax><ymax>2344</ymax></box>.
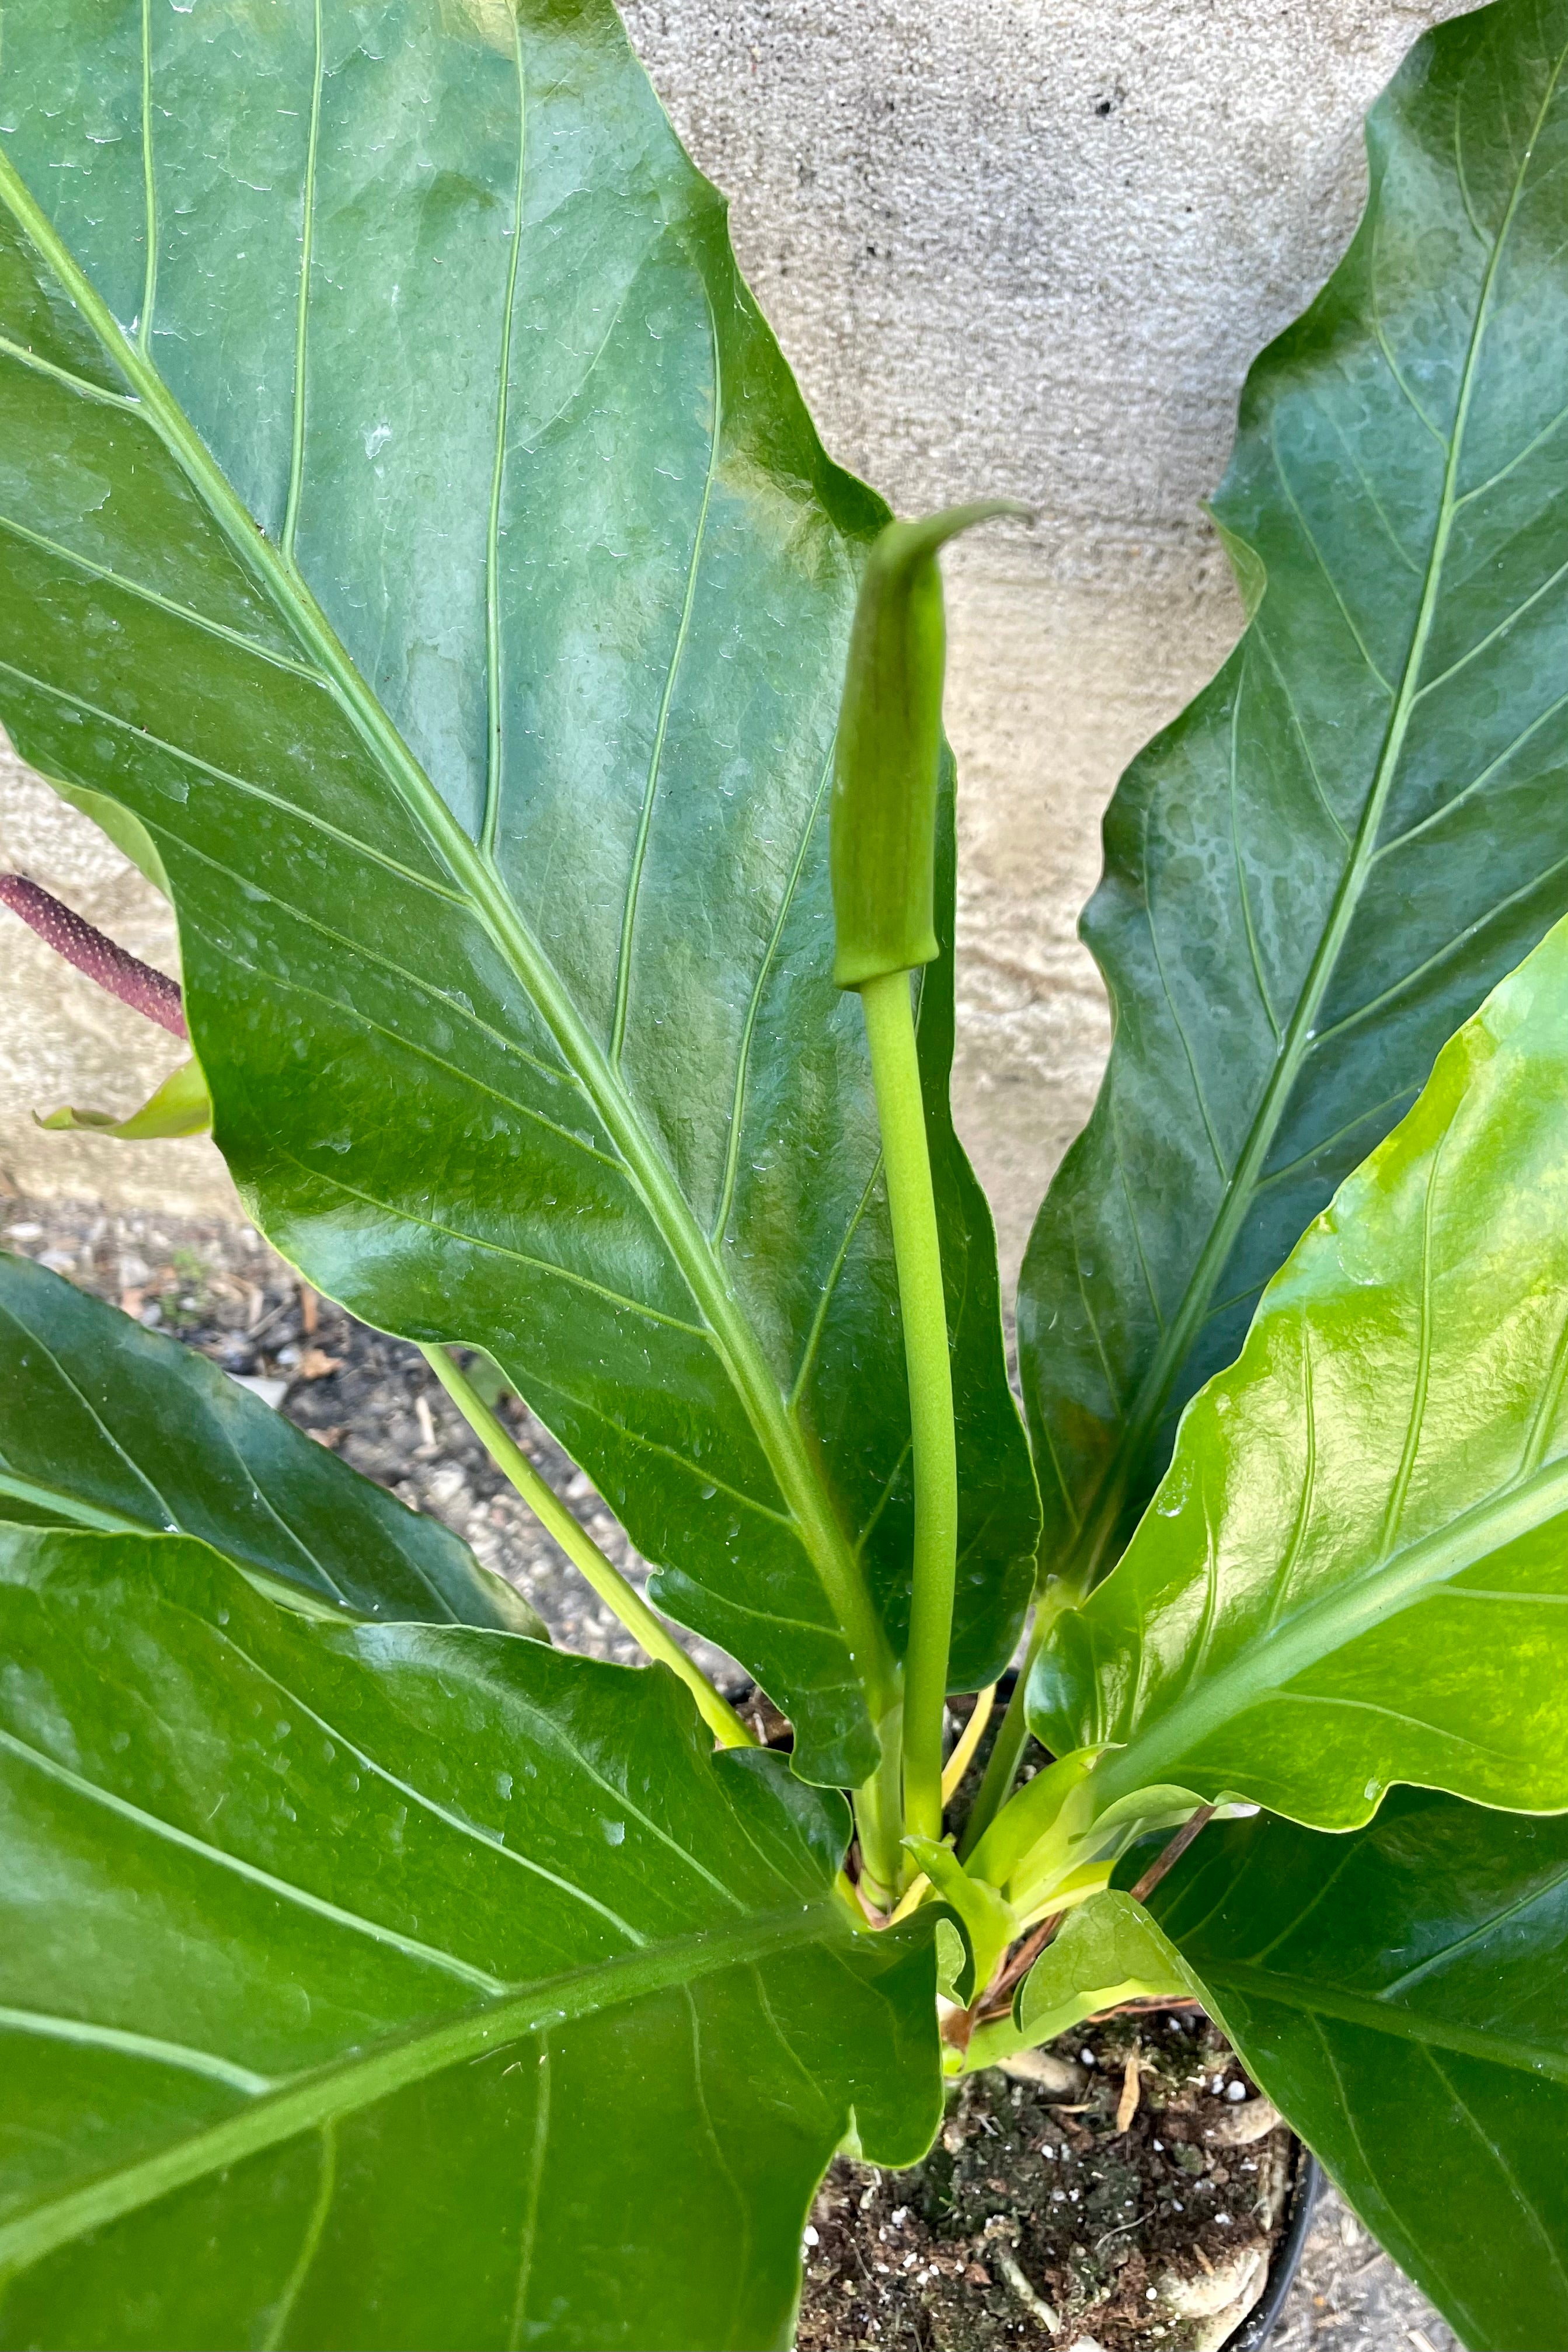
<box><xmin>2</xmin><ymin>0</ymin><xmax>1568</xmax><ymax>2342</ymax></box>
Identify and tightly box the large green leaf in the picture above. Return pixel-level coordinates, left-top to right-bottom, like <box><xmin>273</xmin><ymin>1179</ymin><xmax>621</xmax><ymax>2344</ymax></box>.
<box><xmin>0</xmin><ymin>1249</ymin><xmax>541</xmax><ymax>1633</ymax></box>
<box><xmin>1019</xmin><ymin>0</ymin><xmax>1568</xmax><ymax>1593</ymax></box>
<box><xmin>0</xmin><ymin>1528</ymin><xmax>941</xmax><ymax>2350</ymax></box>
<box><xmin>1150</xmin><ymin>1792</ymin><xmax>1568</xmax><ymax>2352</ymax></box>
<box><xmin>1030</xmin><ymin>911</ymin><xmax>1568</xmax><ymax>1827</ymax></box>
<box><xmin>0</xmin><ymin>0</ymin><xmax>1037</xmax><ymax>1786</ymax></box>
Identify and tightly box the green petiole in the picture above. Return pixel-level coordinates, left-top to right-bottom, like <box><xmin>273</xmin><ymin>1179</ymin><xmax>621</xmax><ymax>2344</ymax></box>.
<box><xmin>854</xmin><ymin>1693</ymin><xmax>908</xmax><ymax>1912</ymax></box>
<box><xmin>420</xmin><ymin>1343</ymin><xmax>755</xmax><ymax>1752</ymax></box>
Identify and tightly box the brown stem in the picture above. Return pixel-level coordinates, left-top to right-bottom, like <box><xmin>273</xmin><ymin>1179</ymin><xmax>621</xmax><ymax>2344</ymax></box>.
<box><xmin>1087</xmin><ymin>1995</ymin><xmax>1204</xmax><ymax>2020</ymax></box>
<box><xmin>981</xmin><ymin>1914</ymin><xmax>1062</xmax><ymax>2017</ymax></box>
<box><xmin>0</xmin><ymin>876</ymin><xmax>186</xmax><ymax>1039</ymax></box>
<box><xmin>950</xmin><ymin>1913</ymin><xmax>1069</xmax><ymax>2039</ymax></box>
<box><xmin>1128</xmin><ymin>1803</ymin><xmax>1216</xmax><ymax>1906</ymax></box>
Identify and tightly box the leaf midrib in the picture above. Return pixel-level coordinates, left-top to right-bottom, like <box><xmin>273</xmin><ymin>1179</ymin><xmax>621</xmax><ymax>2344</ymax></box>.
<box><xmin>1060</xmin><ymin>48</ymin><xmax>1568</xmax><ymax>1593</ymax></box>
<box><xmin>1204</xmin><ymin>1960</ymin><xmax>1568</xmax><ymax>2085</ymax></box>
<box><xmin>0</xmin><ymin>1471</ymin><xmax>141</xmax><ymax>1535</ymax></box>
<box><xmin>0</xmin><ymin>155</ymin><xmax>896</xmax><ymax>1717</ymax></box>
<box><xmin>0</xmin><ymin>1904</ymin><xmax>844</xmax><ymax>2275</ymax></box>
<box><xmin>1096</xmin><ymin>1452</ymin><xmax>1568</xmax><ymax>1803</ymax></box>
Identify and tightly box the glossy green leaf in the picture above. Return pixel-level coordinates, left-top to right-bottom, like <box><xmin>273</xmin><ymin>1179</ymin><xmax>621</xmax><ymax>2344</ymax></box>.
<box><xmin>965</xmin><ymin>1891</ymin><xmax>1196</xmax><ymax>2072</ymax></box>
<box><xmin>1019</xmin><ymin>0</ymin><xmax>1568</xmax><ymax>1594</ymax></box>
<box><xmin>37</xmin><ymin>1054</ymin><xmax>211</xmax><ymax>1140</ymax></box>
<box><xmin>1149</xmin><ymin>1792</ymin><xmax>1568</xmax><ymax>2352</ymax></box>
<box><xmin>0</xmin><ymin>0</ymin><xmax>1037</xmax><ymax>1786</ymax></box>
<box><xmin>0</xmin><ymin>1528</ymin><xmax>941</xmax><ymax>2350</ymax></box>
<box><xmin>0</xmin><ymin>1250</ymin><xmax>542</xmax><ymax>1634</ymax></box>
<box><xmin>1031</xmin><ymin>911</ymin><xmax>1568</xmax><ymax>1828</ymax></box>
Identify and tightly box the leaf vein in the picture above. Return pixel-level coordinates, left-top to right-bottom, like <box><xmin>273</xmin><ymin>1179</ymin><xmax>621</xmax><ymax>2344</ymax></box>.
<box><xmin>0</xmin><ymin>1724</ymin><xmax>506</xmax><ymax>1990</ymax></box>
<box><xmin>482</xmin><ymin>23</ymin><xmax>527</xmax><ymax>861</ymax></box>
<box><xmin>0</xmin><ymin>510</ymin><xmax>329</xmax><ymax>684</ymax></box>
<box><xmin>608</xmin><ymin>283</ymin><xmax>722</xmax><ymax>1064</ymax></box>
<box><xmin>266</xmin><ymin>1145</ymin><xmax>711</xmax><ymax>1341</ymax></box>
<box><xmin>712</xmin><ymin>735</ymin><xmax>835</xmax><ymax>1244</ymax></box>
<box><xmin>281</xmin><ymin>0</ymin><xmax>323</xmax><ymax>559</ymax></box>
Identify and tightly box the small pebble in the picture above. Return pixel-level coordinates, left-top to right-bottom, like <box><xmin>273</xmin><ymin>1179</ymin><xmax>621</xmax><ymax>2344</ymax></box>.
<box><xmin>802</xmin><ymin>2226</ymin><xmax>818</xmax><ymax>2248</ymax></box>
<box><xmin>1225</xmin><ymin>2081</ymin><xmax>1247</xmax><ymax>2102</ymax></box>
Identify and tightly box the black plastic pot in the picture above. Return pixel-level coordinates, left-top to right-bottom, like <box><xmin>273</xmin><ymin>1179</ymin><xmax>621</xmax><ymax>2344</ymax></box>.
<box><xmin>1226</xmin><ymin>2147</ymin><xmax>1323</xmax><ymax>2351</ymax></box>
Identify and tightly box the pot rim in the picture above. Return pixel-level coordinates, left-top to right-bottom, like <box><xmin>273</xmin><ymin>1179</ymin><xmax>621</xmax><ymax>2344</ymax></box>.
<box><xmin>1225</xmin><ymin>2145</ymin><xmax>1322</xmax><ymax>2351</ymax></box>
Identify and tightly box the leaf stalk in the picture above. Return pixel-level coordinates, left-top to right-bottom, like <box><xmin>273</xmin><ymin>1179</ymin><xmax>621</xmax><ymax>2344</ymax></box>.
<box><xmin>853</xmin><ymin>1692</ymin><xmax>908</xmax><ymax>1910</ymax></box>
<box><xmin>419</xmin><ymin>1345</ymin><xmax>754</xmax><ymax>1751</ymax></box>
<box><xmin>860</xmin><ymin>968</ymin><xmax>959</xmax><ymax>1846</ymax></box>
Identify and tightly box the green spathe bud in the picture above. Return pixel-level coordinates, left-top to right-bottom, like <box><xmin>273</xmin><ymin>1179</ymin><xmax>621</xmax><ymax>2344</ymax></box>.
<box><xmin>831</xmin><ymin>500</ymin><xmax>1029</xmax><ymax>989</ymax></box>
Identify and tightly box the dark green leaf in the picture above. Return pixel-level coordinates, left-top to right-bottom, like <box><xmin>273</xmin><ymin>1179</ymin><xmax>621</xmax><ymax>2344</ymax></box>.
<box><xmin>0</xmin><ymin>1250</ymin><xmax>540</xmax><ymax>1634</ymax></box>
<box><xmin>0</xmin><ymin>0</ymin><xmax>1037</xmax><ymax>1784</ymax></box>
<box><xmin>0</xmin><ymin>1529</ymin><xmax>941</xmax><ymax>2350</ymax></box>
<box><xmin>1149</xmin><ymin>1792</ymin><xmax>1568</xmax><ymax>2352</ymax></box>
<box><xmin>1019</xmin><ymin>0</ymin><xmax>1568</xmax><ymax>1593</ymax></box>
<box><xmin>1030</xmin><ymin>912</ymin><xmax>1568</xmax><ymax>1827</ymax></box>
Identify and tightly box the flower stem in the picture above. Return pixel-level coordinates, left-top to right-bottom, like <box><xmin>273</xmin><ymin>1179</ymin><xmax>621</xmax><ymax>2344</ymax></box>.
<box><xmin>859</xmin><ymin>967</ymin><xmax>957</xmax><ymax>1848</ymax></box>
<box><xmin>420</xmin><ymin>1344</ymin><xmax>755</xmax><ymax>1751</ymax></box>
<box><xmin>0</xmin><ymin>873</ymin><xmax>186</xmax><ymax>1036</ymax></box>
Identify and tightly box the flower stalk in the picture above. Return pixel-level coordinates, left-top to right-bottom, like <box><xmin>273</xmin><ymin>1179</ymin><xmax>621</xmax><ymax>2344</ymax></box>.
<box><xmin>832</xmin><ymin>500</ymin><xmax>1029</xmax><ymax>1863</ymax></box>
<box><xmin>0</xmin><ymin>873</ymin><xmax>186</xmax><ymax>1037</ymax></box>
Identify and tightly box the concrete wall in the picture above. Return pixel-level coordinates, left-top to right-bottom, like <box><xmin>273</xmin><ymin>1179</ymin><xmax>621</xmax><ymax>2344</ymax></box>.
<box><xmin>0</xmin><ymin>0</ymin><xmax>1462</xmax><ymax>1268</ymax></box>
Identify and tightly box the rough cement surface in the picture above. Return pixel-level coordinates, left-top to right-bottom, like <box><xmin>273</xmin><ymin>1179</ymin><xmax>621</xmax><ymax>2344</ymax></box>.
<box><xmin>0</xmin><ymin>755</ymin><xmax>240</xmax><ymax>1215</ymax></box>
<box><xmin>619</xmin><ymin>0</ymin><xmax>1471</xmax><ymax>1276</ymax></box>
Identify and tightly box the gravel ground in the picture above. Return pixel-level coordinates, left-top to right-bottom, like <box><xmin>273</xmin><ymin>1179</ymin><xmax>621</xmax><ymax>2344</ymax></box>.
<box><xmin>1276</xmin><ymin>2186</ymin><xmax>1455</xmax><ymax>2352</ymax></box>
<box><xmin>1</xmin><ymin>1191</ymin><xmax>1459</xmax><ymax>2351</ymax></box>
